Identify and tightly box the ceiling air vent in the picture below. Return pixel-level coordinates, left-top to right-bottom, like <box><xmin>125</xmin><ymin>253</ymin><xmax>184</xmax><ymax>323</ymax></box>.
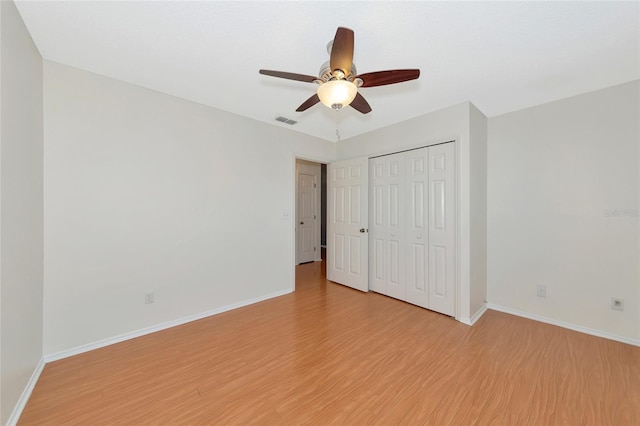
<box><xmin>275</xmin><ymin>116</ymin><xmax>297</xmax><ymax>125</ymax></box>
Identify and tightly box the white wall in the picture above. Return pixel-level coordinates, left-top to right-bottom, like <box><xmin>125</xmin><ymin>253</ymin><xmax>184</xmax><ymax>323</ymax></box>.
<box><xmin>0</xmin><ymin>1</ymin><xmax>44</xmax><ymax>424</ymax></box>
<box><xmin>337</xmin><ymin>102</ymin><xmax>488</xmax><ymax>323</ymax></box>
<box><xmin>43</xmin><ymin>61</ymin><xmax>335</xmax><ymax>355</ymax></box>
<box><xmin>488</xmin><ymin>80</ymin><xmax>640</xmax><ymax>342</ymax></box>
<box><xmin>469</xmin><ymin>104</ymin><xmax>488</xmax><ymax>316</ymax></box>
<box><xmin>337</xmin><ymin>104</ymin><xmax>468</xmax><ymax>160</ymax></box>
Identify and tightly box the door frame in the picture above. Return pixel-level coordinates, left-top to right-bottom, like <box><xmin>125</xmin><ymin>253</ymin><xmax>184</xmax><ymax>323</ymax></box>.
<box><xmin>290</xmin><ymin>154</ymin><xmax>332</xmax><ymax>292</ymax></box>
<box><xmin>295</xmin><ymin>159</ymin><xmax>321</xmax><ymax>264</ymax></box>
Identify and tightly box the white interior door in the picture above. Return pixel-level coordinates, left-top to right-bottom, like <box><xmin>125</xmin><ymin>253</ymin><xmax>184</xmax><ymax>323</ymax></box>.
<box><xmin>297</xmin><ymin>172</ymin><xmax>316</xmax><ymax>264</ymax></box>
<box><xmin>427</xmin><ymin>143</ymin><xmax>455</xmax><ymax>316</ymax></box>
<box><xmin>327</xmin><ymin>157</ymin><xmax>368</xmax><ymax>292</ymax></box>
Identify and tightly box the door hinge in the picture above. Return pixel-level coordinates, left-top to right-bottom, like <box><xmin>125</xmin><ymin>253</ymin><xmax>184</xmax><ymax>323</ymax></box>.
<box><xmin>314</xmin><ymin>247</ymin><xmax>316</xmax><ymax>251</ymax></box>
<box><xmin>314</xmin><ymin>183</ymin><xmax>317</xmax><ymax>188</ymax></box>
<box><xmin>314</xmin><ymin>215</ymin><xmax>316</xmax><ymax>219</ymax></box>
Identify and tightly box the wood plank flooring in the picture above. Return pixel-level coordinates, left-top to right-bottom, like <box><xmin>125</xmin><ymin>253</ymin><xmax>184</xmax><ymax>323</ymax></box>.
<box><xmin>20</xmin><ymin>261</ymin><xmax>640</xmax><ymax>424</ymax></box>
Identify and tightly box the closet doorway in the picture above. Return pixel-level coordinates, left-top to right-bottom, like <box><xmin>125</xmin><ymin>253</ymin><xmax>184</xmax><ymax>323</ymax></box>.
<box><xmin>369</xmin><ymin>142</ymin><xmax>455</xmax><ymax>315</ymax></box>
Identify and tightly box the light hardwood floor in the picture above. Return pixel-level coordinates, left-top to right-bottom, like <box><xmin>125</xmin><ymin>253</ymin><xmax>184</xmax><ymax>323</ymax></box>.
<box><xmin>20</xmin><ymin>261</ymin><xmax>640</xmax><ymax>424</ymax></box>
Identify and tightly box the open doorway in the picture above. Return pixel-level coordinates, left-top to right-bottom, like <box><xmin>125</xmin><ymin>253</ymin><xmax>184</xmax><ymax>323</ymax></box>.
<box><xmin>295</xmin><ymin>159</ymin><xmax>326</xmax><ymax>265</ymax></box>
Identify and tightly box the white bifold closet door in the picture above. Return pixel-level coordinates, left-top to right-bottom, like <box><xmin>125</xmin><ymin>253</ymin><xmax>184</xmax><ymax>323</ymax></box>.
<box><xmin>368</xmin><ymin>143</ymin><xmax>455</xmax><ymax>316</ymax></box>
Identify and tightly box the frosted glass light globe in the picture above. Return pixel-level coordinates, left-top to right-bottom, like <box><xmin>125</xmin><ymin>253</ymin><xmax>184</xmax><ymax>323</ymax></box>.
<box><xmin>317</xmin><ymin>80</ymin><xmax>357</xmax><ymax>110</ymax></box>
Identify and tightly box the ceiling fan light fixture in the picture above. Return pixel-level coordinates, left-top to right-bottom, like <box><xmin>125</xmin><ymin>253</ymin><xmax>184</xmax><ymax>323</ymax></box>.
<box><xmin>259</xmin><ymin>27</ymin><xmax>419</xmax><ymax>114</ymax></box>
<box><xmin>317</xmin><ymin>79</ymin><xmax>357</xmax><ymax>110</ymax></box>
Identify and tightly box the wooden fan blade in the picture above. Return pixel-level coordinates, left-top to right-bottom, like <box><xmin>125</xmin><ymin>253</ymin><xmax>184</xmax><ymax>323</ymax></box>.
<box><xmin>358</xmin><ymin>69</ymin><xmax>420</xmax><ymax>87</ymax></box>
<box><xmin>350</xmin><ymin>92</ymin><xmax>372</xmax><ymax>114</ymax></box>
<box><xmin>259</xmin><ymin>69</ymin><xmax>318</xmax><ymax>83</ymax></box>
<box><xmin>296</xmin><ymin>94</ymin><xmax>320</xmax><ymax>112</ymax></box>
<box><xmin>330</xmin><ymin>27</ymin><xmax>354</xmax><ymax>76</ymax></box>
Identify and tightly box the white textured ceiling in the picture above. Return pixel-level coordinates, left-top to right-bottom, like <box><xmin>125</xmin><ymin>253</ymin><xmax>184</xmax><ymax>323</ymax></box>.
<box><xmin>15</xmin><ymin>1</ymin><xmax>640</xmax><ymax>142</ymax></box>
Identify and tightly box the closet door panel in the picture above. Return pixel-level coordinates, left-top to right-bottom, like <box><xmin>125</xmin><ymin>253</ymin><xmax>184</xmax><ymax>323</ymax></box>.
<box><xmin>369</xmin><ymin>158</ymin><xmax>386</xmax><ymax>294</ymax></box>
<box><xmin>384</xmin><ymin>153</ymin><xmax>406</xmax><ymax>301</ymax></box>
<box><xmin>405</xmin><ymin>148</ymin><xmax>429</xmax><ymax>308</ymax></box>
<box><xmin>428</xmin><ymin>143</ymin><xmax>455</xmax><ymax>316</ymax></box>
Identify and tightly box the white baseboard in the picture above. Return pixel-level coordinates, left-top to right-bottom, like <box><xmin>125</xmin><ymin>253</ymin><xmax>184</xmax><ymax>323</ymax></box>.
<box><xmin>7</xmin><ymin>357</ymin><xmax>45</xmax><ymax>426</ymax></box>
<box><xmin>458</xmin><ymin>302</ymin><xmax>488</xmax><ymax>325</ymax></box>
<box><xmin>44</xmin><ymin>289</ymin><xmax>292</xmax><ymax>363</ymax></box>
<box><xmin>487</xmin><ymin>304</ymin><xmax>640</xmax><ymax>347</ymax></box>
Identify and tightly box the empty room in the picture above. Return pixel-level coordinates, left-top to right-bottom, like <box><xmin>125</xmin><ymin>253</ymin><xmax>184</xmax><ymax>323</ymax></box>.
<box><xmin>1</xmin><ymin>1</ymin><xmax>638</xmax><ymax>424</ymax></box>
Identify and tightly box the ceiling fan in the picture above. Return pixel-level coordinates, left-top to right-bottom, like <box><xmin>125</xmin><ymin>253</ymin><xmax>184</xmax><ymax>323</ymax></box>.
<box><xmin>259</xmin><ymin>27</ymin><xmax>420</xmax><ymax>114</ymax></box>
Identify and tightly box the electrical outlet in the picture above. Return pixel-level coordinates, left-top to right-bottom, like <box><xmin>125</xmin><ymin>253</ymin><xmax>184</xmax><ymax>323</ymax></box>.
<box><xmin>611</xmin><ymin>298</ymin><xmax>624</xmax><ymax>311</ymax></box>
<box><xmin>145</xmin><ymin>292</ymin><xmax>155</xmax><ymax>304</ymax></box>
<box><xmin>536</xmin><ymin>285</ymin><xmax>546</xmax><ymax>298</ymax></box>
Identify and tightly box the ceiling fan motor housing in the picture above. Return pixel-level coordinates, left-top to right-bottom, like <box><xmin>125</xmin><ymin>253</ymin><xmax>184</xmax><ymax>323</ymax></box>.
<box><xmin>318</xmin><ymin>60</ymin><xmax>358</xmax><ymax>83</ymax></box>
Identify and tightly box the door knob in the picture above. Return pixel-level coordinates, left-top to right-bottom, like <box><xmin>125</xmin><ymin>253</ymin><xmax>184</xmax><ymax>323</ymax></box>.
<box><xmin>359</xmin><ymin>228</ymin><xmax>366</xmax><ymax>233</ymax></box>
<box><xmin>300</xmin><ymin>221</ymin><xmax>304</xmax><ymax>225</ymax></box>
